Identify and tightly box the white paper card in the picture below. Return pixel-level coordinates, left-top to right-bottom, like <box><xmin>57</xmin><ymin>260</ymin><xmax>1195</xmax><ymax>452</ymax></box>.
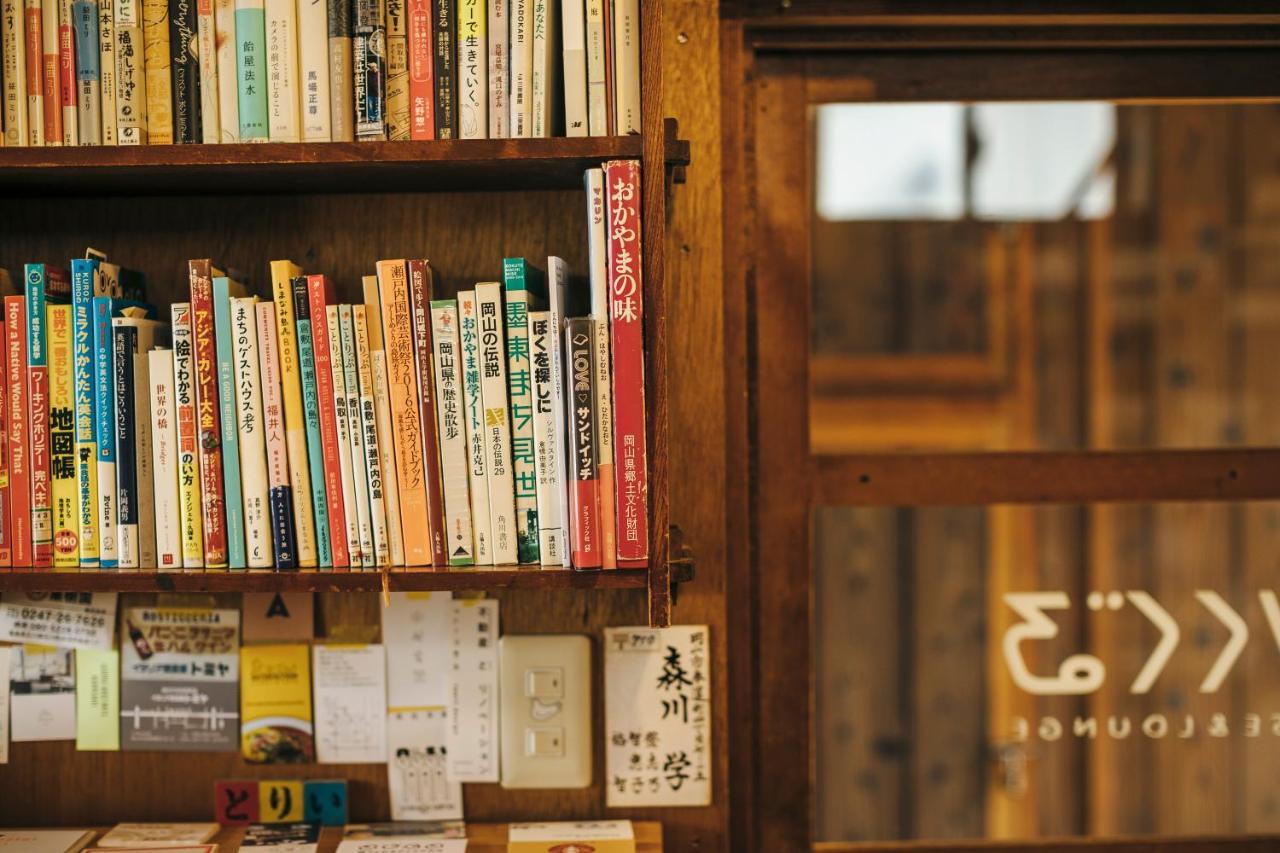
<box><xmin>314</xmin><ymin>644</ymin><xmax>388</xmax><ymax>763</ymax></box>
<box><xmin>604</xmin><ymin>625</ymin><xmax>712</xmax><ymax>807</ymax></box>
<box><xmin>0</xmin><ymin>646</ymin><xmax>9</xmax><ymax>762</ymax></box>
<box><xmin>508</xmin><ymin>821</ymin><xmax>634</xmax><ymax>841</ymax></box>
<box><xmin>386</xmin><ymin>707</ymin><xmax>463</xmax><ymax>821</ymax></box>
<box><xmin>336</xmin><ymin>841</ymin><xmax>466</xmax><ymax>853</ymax></box>
<box><xmin>383</xmin><ymin>592</ymin><xmax>453</xmax><ymax>708</ymax></box>
<box><xmin>0</xmin><ymin>591</ymin><xmax>118</xmax><ymax>649</ymax></box>
<box><xmin>9</xmin><ymin>645</ymin><xmax>76</xmax><ymax>741</ymax></box>
<box><xmin>446</xmin><ymin>599</ymin><xmax>499</xmax><ymax>782</ymax></box>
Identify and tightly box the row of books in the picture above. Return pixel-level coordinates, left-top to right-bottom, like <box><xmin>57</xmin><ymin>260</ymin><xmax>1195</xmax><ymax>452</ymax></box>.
<box><xmin>0</xmin><ymin>160</ymin><xmax>646</xmax><ymax>569</ymax></box>
<box><xmin>0</xmin><ymin>0</ymin><xmax>640</xmax><ymax>146</ymax></box>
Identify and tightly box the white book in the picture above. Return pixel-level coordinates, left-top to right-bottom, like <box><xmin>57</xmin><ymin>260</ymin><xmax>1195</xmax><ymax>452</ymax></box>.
<box><xmin>485</xmin><ymin>0</ymin><xmax>506</xmax><ymax>137</ymax></box>
<box><xmin>215</xmin><ymin>0</ymin><xmax>238</xmax><ymax>140</ymax></box>
<box><xmin>371</xmin><ymin>349</ymin><xmax>404</xmax><ymax>566</ymax></box>
<box><xmin>457</xmin><ymin>290</ymin><xmax>491</xmax><ymax>565</ymax></box>
<box><xmin>58</xmin><ymin>0</ymin><xmax>77</xmax><ymax>144</ymax></box>
<box><xmin>133</xmin><ymin>351</ymin><xmax>156</xmax><ymax>568</ymax></box>
<box><xmin>171</xmin><ymin>304</ymin><xmax>203</xmax><ymax>568</ymax></box>
<box><xmin>326</xmin><ymin>305</ymin><xmax>361</xmax><ymax>565</ymax></box>
<box><xmin>456</xmin><ymin>0</ymin><xmax>485</xmax><ymax>138</ymax></box>
<box><xmin>114</xmin><ymin>0</ymin><xmax>146</xmax><ymax>144</ymax></box>
<box><xmin>148</xmin><ymin>348</ymin><xmax>181</xmax><ymax>569</ymax></box>
<box><xmin>98</xmin><ymin>0</ymin><xmax>117</xmax><ymax>144</ymax></box>
<box><xmin>429</xmin><ymin>301</ymin><xmax>473</xmax><ymax>566</ymax></box>
<box><xmin>340</xmin><ymin>304</ymin><xmax>373</xmax><ymax>568</ymax></box>
<box><xmin>353</xmin><ymin>307</ymin><xmax>389</xmax><ymax>566</ymax></box>
<box><xmin>527</xmin><ymin>309</ymin><xmax>563</xmax><ymax>564</ymax></box>
<box><xmin>585</xmin><ymin>168</ymin><xmax>616</xmax><ymax>567</ymax></box>
<box><xmin>231</xmin><ymin>296</ymin><xmax>272</xmax><ymax>568</ymax></box>
<box><xmin>612</xmin><ymin>0</ymin><xmax>638</xmax><ymax>134</ymax></box>
<box><xmin>297</xmin><ymin>0</ymin><xmax>330</xmax><ymax>140</ymax></box>
<box><xmin>559</xmin><ymin>0</ymin><xmax>584</xmax><ymax>136</ymax></box>
<box><xmin>545</xmin><ymin>257</ymin><xmax>571</xmax><ymax>566</ymax></box>
<box><xmin>2</xmin><ymin>0</ymin><xmax>29</xmax><ymax>146</ymax></box>
<box><xmin>583</xmin><ymin>0</ymin><xmax>605</xmax><ymax>135</ymax></box>
<box><xmin>474</xmin><ymin>282</ymin><xmax>517</xmax><ymax>564</ymax></box>
<box><xmin>529</xmin><ymin>0</ymin><xmax>554</xmax><ymax>137</ymax></box>
<box><xmin>266</xmin><ymin>0</ymin><xmax>301</xmax><ymax>140</ymax></box>
<box><xmin>256</xmin><ymin>300</ymin><xmax>295</xmax><ymax>567</ymax></box>
<box><xmin>508</xmin><ymin>0</ymin><xmax>531</xmax><ymax>137</ymax></box>
<box><xmin>197</xmin><ymin>0</ymin><xmax>219</xmax><ymax>141</ymax></box>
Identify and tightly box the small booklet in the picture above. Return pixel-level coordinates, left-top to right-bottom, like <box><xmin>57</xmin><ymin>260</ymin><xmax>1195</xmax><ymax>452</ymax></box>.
<box><xmin>0</xmin><ymin>829</ymin><xmax>96</xmax><ymax>853</ymax></box>
<box><xmin>93</xmin><ymin>823</ymin><xmax>219</xmax><ymax>848</ymax></box>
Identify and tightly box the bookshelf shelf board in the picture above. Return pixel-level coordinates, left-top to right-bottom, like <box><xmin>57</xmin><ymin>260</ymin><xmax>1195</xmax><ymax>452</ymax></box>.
<box><xmin>0</xmin><ymin>136</ymin><xmax>644</xmax><ymax>196</ymax></box>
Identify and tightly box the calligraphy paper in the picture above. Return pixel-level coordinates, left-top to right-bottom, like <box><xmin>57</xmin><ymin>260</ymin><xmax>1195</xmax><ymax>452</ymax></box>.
<box><xmin>382</xmin><ymin>592</ymin><xmax>452</xmax><ymax>708</ymax></box>
<box><xmin>76</xmin><ymin>647</ymin><xmax>121</xmax><ymax>750</ymax></box>
<box><xmin>10</xmin><ymin>644</ymin><xmax>76</xmax><ymax>741</ymax></box>
<box><xmin>0</xmin><ymin>591</ymin><xmax>118</xmax><ymax>649</ymax></box>
<box><xmin>313</xmin><ymin>644</ymin><xmax>388</xmax><ymax>763</ymax></box>
<box><xmin>446</xmin><ymin>599</ymin><xmax>499</xmax><ymax>782</ymax></box>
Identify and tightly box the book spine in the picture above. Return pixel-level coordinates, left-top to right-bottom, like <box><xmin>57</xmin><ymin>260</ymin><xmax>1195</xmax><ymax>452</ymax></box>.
<box><xmin>528</xmin><ymin>0</ymin><xmax>551</xmax><ymax>137</ymax></box>
<box><xmin>114</xmin><ymin>0</ymin><xmax>147</xmax><ymax>144</ymax></box>
<box><xmin>611</xmin><ymin>0</ymin><xmax>636</xmax><ymax>134</ymax></box>
<box><xmin>430</xmin><ymin>0</ymin><xmax>452</xmax><ymax>138</ymax></box>
<box><xmin>483</xmin><ymin>0</ymin><xmax>502</xmax><ymax>137</ymax></box>
<box><xmin>169</xmin><ymin>0</ymin><xmax>200</xmax><ymax>142</ymax></box>
<box><xmin>429</xmin><ymin>300</ymin><xmax>472</xmax><ymax>565</ymax></box>
<box><xmin>73</xmin><ymin>0</ymin><xmax>102</xmax><ymax>143</ymax></box>
<box><xmin>545</xmin><ymin>256</ymin><xmax>570</xmax><ymax>566</ymax></box>
<box><xmin>407</xmin><ymin>260</ymin><xmax>446</xmax><ymax>565</ymax></box>
<box><xmin>306</xmin><ymin>275</ymin><xmax>349</xmax><ymax>567</ymax></box>
<box><xmin>325</xmin><ymin>0</ymin><xmax>352</xmax><ymax>140</ymax></box>
<box><xmin>325</xmin><ymin>304</ymin><xmax>360</xmax><ymax>566</ymax></box>
<box><xmin>97</xmin><ymin>0</ymin><xmax>116</xmax><ymax>143</ymax></box>
<box><xmin>71</xmin><ymin>260</ymin><xmax>98</xmax><ymax>565</ymax></box>
<box><xmin>232</xmin><ymin>296</ymin><xmax>273</xmax><ymax>568</ymax></box>
<box><xmin>527</xmin><ymin>309</ymin><xmax>563</xmax><ymax>565</ymax></box>
<box><xmin>507</xmin><ymin>0</ymin><xmax>528</xmax><ymax>137</ymax></box>
<box><xmin>92</xmin><ymin>296</ymin><xmax>117</xmax><ymax>567</ymax></box>
<box><xmin>457</xmin><ymin>290</ymin><xmax>489</xmax><ymax>564</ymax></box>
<box><xmin>23</xmin><ymin>0</ymin><xmax>43</xmax><ymax>145</ymax></box>
<box><xmin>134</xmin><ymin>350</ymin><xmax>156</xmax><ymax>569</ymax></box>
<box><xmin>58</xmin><ymin>0</ymin><xmax>77</xmax><ymax>144</ymax></box>
<box><xmin>234</xmin><ymin>0</ymin><xmax>267</xmax><ymax>139</ymax></box>
<box><xmin>265</xmin><ymin>0</ymin><xmax>299</xmax><ymax>140</ymax></box>
<box><xmin>213</xmin><ymin>280</ymin><xmax>246</xmax><ymax>568</ymax></box>
<box><xmin>48</xmin><ymin>304</ymin><xmax>75</xmax><ymax>567</ymax></box>
<box><xmin>298</xmin><ymin>0</ymin><xmax>330</xmax><ymax>140</ymax></box>
<box><xmin>5</xmin><ymin>297</ymin><xmax>31</xmax><ymax>568</ymax></box>
<box><xmin>582</xmin><ymin>0</ymin><xmax>602</xmax><ymax>136</ymax></box>
<box><xmin>375</xmin><ymin>259</ymin><xmax>429</xmax><ymax>565</ymax></box>
<box><xmin>196</xmin><ymin>0</ymin><xmax>218</xmax><ymax>141</ymax></box>
<box><xmin>256</xmin><ymin>300</ymin><xmax>297</xmax><ymax>568</ymax></box>
<box><xmin>214</xmin><ymin>0</ymin><xmax>237</xmax><ymax>139</ymax></box>
<box><xmin>352</xmin><ymin>0</ymin><xmax>384</xmax><ymax>139</ymax></box>
<box><xmin>353</xmin><ymin>306</ymin><xmax>389</xmax><ymax>565</ymax></box>
<box><xmin>149</xmin><ymin>349</ymin><xmax>181</xmax><ymax>568</ymax></box>
<box><xmin>0</xmin><ymin>299</ymin><xmax>9</xmax><ymax>567</ymax></box>
<box><xmin>141</xmin><ymin>0</ymin><xmax>171</xmax><ymax>141</ymax></box>
<box><xmin>559</xmin><ymin>0</ymin><xmax>583</xmax><ymax>136</ymax></box>
<box><xmin>502</xmin><ymin>259</ymin><xmax>538</xmax><ymax>564</ymax></box>
<box><xmin>112</xmin><ymin>324</ymin><xmax>138</xmax><ymax>567</ymax></box>
<box><xmin>292</xmin><ymin>276</ymin><xmax>329</xmax><ymax>566</ymax></box>
<box><xmin>170</xmin><ymin>303</ymin><xmax>203</xmax><ymax>567</ymax></box>
<box><xmin>339</xmin><ymin>304</ymin><xmax>373</xmax><ymax>567</ymax></box>
<box><xmin>42</xmin><ymin>0</ymin><xmax>62</xmax><ymax>144</ymax></box>
<box><xmin>604</xmin><ymin>159</ymin><xmax>648</xmax><ymax>564</ymax></box>
<box><xmin>454</xmin><ymin>0</ymin><xmax>481</xmax><ymax>138</ymax></box>
<box><xmin>25</xmin><ymin>266</ymin><xmax>52</xmax><ymax>567</ymax></box>
<box><xmin>371</xmin><ymin>350</ymin><xmax>402</xmax><ymax>564</ymax></box>
<box><xmin>405</xmin><ymin>0</ymin><xmax>430</xmax><ymax>139</ymax></box>
<box><xmin>189</xmin><ymin>260</ymin><xmax>228</xmax><ymax>567</ymax></box>
<box><xmin>269</xmin><ymin>264</ymin><xmax>316</xmax><ymax>566</ymax></box>
<box><xmin>565</xmin><ymin>318</ymin><xmax>600</xmax><ymax>567</ymax></box>
<box><xmin>586</xmin><ymin>169</ymin><xmax>616</xmax><ymax>566</ymax></box>
<box><xmin>384</xmin><ymin>0</ymin><xmax>406</xmax><ymax>139</ymax></box>
<box><xmin>474</xmin><ymin>281</ymin><xmax>516</xmax><ymax>564</ymax></box>
<box><xmin>3</xmin><ymin>0</ymin><xmax>30</xmax><ymax>146</ymax></box>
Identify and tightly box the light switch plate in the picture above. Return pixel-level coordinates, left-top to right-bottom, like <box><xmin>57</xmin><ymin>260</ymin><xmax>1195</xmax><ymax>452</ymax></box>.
<box><xmin>499</xmin><ymin>635</ymin><xmax>591</xmax><ymax>789</ymax></box>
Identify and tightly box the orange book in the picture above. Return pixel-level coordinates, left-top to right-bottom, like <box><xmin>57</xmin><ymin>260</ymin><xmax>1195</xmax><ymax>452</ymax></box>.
<box><xmin>375</xmin><ymin>259</ymin><xmax>431</xmax><ymax>566</ymax></box>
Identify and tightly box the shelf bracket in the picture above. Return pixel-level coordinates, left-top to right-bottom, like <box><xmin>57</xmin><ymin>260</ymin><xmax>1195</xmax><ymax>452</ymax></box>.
<box><xmin>649</xmin><ymin>525</ymin><xmax>695</xmax><ymax>627</ymax></box>
<box><xmin>663</xmin><ymin>117</ymin><xmax>691</xmax><ymax>186</ymax></box>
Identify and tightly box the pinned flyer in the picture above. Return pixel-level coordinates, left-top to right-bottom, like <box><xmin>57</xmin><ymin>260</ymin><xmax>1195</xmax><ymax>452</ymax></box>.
<box><xmin>0</xmin><ymin>591</ymin><xmax>117</xmax><ymax>649</ymax></box>
<box><xmin>446</xmin><ymin>599</ymin><xmax>499</xmax><ymax>782</ymax></box>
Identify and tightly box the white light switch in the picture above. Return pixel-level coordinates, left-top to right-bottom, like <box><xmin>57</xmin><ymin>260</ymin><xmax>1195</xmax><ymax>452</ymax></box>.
<box><xmin>500</xmin><ymin>635</ymin><xmax>591</xmax><ymax>789</ymax></box>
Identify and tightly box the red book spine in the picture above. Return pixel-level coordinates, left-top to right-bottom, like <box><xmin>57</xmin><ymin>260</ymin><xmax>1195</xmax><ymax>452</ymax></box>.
<box><xmin>58</xmin><ymin>12</ymin><xmax>75</xmax><ymax>131</ymax></box>
<box><xmin>565</xmin><ymin>317</ymin><xmax>600</xmax><ymax>568</ymax></box>
<box><xmin>188</xmin><ymin>260</ymin><xmax>228</xmax><ymax>567</ymax></box>
<box><xmin>603</xmin><ymin>159</ymin><xmax>649</xmax><ymax>566</ymax></box>
<box><xmin>406</xmin><ymin>260</ymin><xmax>446</xmax><ymax>565</ymax></box>
<box><xmin>6</xmin><ymin>298</ymin><xmax>31</xmax><ymax>568</ymax></box>
<box><xmin>0</xmin><ymin>317</ymin><xmax>9</xmax><ymax>567</ymax></box>
<box><xmin>407</xmin><ymin>0</ymin><xmax>434</xmax><ymax>139</ymax></box>
<box><xmin>307</xmin><ymin>274</ymin><xmax>350</xmax><ymax>569</ymax></box>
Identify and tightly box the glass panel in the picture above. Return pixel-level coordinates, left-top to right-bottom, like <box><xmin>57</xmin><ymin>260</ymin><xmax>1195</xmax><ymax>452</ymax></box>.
<box><xmin>812</xmin><ymin>501</ymin><xmax>1280</xmax><ymax>842</ymax></box>
<box><xmin>810</xmin><ymin>103</ymin><xmax>1280</xmax><ymax>455</ymax></box>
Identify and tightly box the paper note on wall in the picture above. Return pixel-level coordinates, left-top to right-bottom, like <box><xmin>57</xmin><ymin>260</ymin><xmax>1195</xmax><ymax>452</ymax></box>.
<box><xmin>386</xmin><ymin>707</ymin><xmax>463</xmax><ymax>821</ymax></box>
<box><xmin>446</xmin><ymin>598</ymin><xmax>499</xmax><ymax>782</ymax></box>
<box><xmin>9</xmin><ymin>644</ymin><xmax>76</xmax><ymax>742</ymax></box>
<box><xmin>383</xmin><ymin>592</ymin><xmax>453</xmax><ymax>708</ymax></box>
<box><xmin>0</xmin><ymin>591</ymin><xmax>118</xmax><ymax>649</ymax></box>
<box><xmin>313</xmin><ymin>644</ymin><xmax>388</xmax><ymax>763</ymax></box>
<box><xmin>76</xmin><ymin>647</ymin><xmax>120</xmax><ymax>750</ymax></box>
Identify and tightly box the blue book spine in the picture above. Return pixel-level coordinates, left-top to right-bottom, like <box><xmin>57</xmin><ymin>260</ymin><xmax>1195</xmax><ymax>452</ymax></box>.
<box><xmin>72</xmin><ymin>1</ymin><xmax>100</xmax><ymax>84</ymax></box>
<box><xmin>91</xmin><ymin>296</ymin><xmax>117</xmax><ymax>568</ymax></box>
<box><xmin>213</xmin><ymin>277</ymin><xmax>246</xmax><ymax>569</ymax></box>
<box><xmin>112</xmin><ymin>325</ymin><xmax>138</xmax><ymax>565</ymax></box>
<box><xmin>292</xmin><ymin>276</ymin><xmax>331</xmax><ymax>567</ymax></box>
<box><xmin>70</xmin><ymin>260</ymin><xmax>99</xmax><ymax>567</ymax></box>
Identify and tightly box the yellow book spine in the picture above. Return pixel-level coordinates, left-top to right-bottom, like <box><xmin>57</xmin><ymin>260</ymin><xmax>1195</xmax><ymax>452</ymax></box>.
<box><xmin>270</xmin><ymin>259</ymin><xmax>318</xmax><ymax>567</ymax></box>
<box><xmin>141</xmin><ymin>0</ymin><xmax>172</xmax><ymax>144</ymax></box>
<box><xmin>172</xmin><ymin>303</ymin><xmax>203</xmax><ymax>567</ymax></box>
<box><xmin>49</xmin><ymin>304</ymin><xmax>78</xmax><ymax>569</ymax></box>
